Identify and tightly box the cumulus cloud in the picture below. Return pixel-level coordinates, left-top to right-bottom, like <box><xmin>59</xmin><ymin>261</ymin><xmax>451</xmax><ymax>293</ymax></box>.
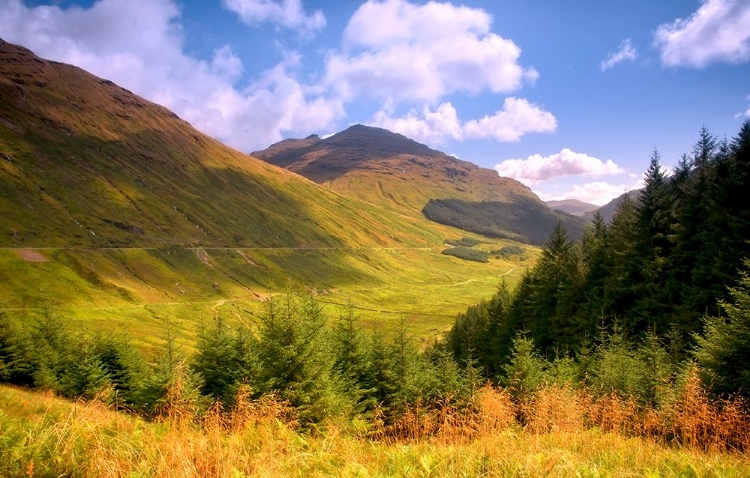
<box><xmin>540</xmin><ymin>181</ymin><xmax>637</xmax><ymax>207</ymax></box>
<box><xmin>369</xmin><ymin>98</ymin><xmax>556</xmax><ymax>145</ymax></box>
<box><xmin>494</xmin><ymin>149</ymin><xmax>625</xmax><ymax>185</ymax></box>
<box><xmin>600</xmin><ymin>38</ymin><xmax>637</xmax><ymax>71</ymax></box>
<box><xmin>324</xmin><ymin>0</ymin><xmax>538</xmax><ymax>102</ymax></box>
<box><xmin>0</xmin><ymin>0</ymin><xmax>341</xmax><ymax>151</ymax></box>
<box><xmin>655</xmin><ymin>0</ymin><xmax>750</xmax><ymax>68</ymax></box>
<box><xmin>222</xmin><ymin>0</ymin><xmax>325</xmax><ymax>32</ymax></box>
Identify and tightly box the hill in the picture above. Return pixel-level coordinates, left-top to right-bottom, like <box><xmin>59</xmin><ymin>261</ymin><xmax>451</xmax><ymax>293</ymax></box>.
<box><xmin>583</xmin><ymin>190</ymin><xmax>642</xmax><ymax>222</ymax></box>
<box><xmin>253</xmin><ymin>124</ymin><xmax>537</xmax><ymax>209</ymax></box>
<box><xmin>546</xmin><ymin>199</ymin><xmax>598</xmax><ymax>216</ymax></box>
<box><xmin>254</xmin><ymin>125</ymin><xmax>586</xmax><ymax>244</ymax></box>
<box><xmin>0</xmin><ymin>39</ymin><xmax>533</xmax><ymax>341</ymax></box>
<box><xmin>0</xmin><ymin>40</ymin><xmax>440</xmax><ymax>250</ymax></box>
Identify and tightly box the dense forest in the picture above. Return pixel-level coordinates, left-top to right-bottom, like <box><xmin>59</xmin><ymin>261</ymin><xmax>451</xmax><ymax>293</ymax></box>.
<box><xmin>423</xmin><ymin>196</ymin><xmax>587</xmax><ymax>245</ymax></box>
<box><xmin>0</xmin><ymin>122</ymin><xmax>749</xmax><ymax>450</ymax></box>
<box><xmin>448</xmin><ymin>121</ymin><xmax>750</xmax><ymax>399</ymax></box>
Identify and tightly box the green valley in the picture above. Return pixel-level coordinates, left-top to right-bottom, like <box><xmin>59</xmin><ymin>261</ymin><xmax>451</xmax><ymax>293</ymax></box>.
<box><xmin>0</xmin><ymin>39</ymin><xmax>539</xmax><ymax>344</ymax></box>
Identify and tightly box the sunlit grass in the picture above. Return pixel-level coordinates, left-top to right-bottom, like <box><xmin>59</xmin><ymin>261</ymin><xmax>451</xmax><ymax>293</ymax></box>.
<box><xmin>1</xmin><ymin>385</ymin><xmax>748</xmax><ymax>477</ymax></box>
<box><xmin>1</xmin><ymin>243</ymin><xmax>537</xmax><ymax>346</ymax></box>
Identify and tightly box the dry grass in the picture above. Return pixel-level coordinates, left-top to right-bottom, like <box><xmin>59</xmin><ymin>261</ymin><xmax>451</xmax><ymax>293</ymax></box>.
<box><xmin>1</xmin><ymin>376</ymin><xmax>749</xmax><ymax>477</ymax></box>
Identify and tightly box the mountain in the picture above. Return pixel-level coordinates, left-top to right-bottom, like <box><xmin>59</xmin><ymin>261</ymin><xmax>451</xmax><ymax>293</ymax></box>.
<box><xmin>0</xmin><ymin>39</ymin><xmax>534</xmax><ymax>333</ymax></box>
<box><xmin>0</xmin><ymin>39</ymin><xmax>434</xmax><ymax>249</ymax></box>
<box><xmin>546</xmin><ymin>199</ymin><xmax>598</xmax><ymax>216</ymax></box>
<box><xmin>254</xmin><ymin>125</ymin><xmax>586</xmax><ymax>244</ymax></box>
<box><xmin>583</xmin><ymin>190</ymin><xmax>642</xmax><ymax>222</ymax></box>
<box><xmin>253</xmin><ymin>124</ymin><xmax>538</xmax><ymax>211</ymax></box>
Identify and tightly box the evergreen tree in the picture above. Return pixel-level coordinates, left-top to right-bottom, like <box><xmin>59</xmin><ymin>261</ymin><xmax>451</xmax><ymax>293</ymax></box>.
<box><xmin>94</xmin><ymin>334</ymin><xmax>146</xmax><ymax>406</ymax></box>
<box><xmin>191</xmin><ymin>315</ymin><xmax>259</xmax><ymax>406</ymax></box>
<box><xmin>501</xmin><ymin>332</ymin><xmax>547</xmax><ymax>403</ymax></box>
<box><xmin>134</xmin><ymin>317</ymin><xmax>202</xmax><ymax>417</ymax></box>
<box><xmin>255</xmin><ymin>289</ymin><xmax>339</xmax><ymax>423</ymax></box>
<box><xmin>632</xmin><ymin>149</ymin><xmax>674</xmax><ymax>332</ymax></box>
<box><xmin>59</xmin><ymin>334</ymin><xmax>111</xmax><ymax>399</ymax></box>
<box><xmin>694</xmin><ymin>260</ymin><xmax>750</xmax><ymax>399</ymax></box>
<box><xmin>331</xmin><ymin>300</ymin><xmax>375</xmax><ymax>414</ymax></box>
<box><xmin>603</xmin><ymin>193</ymin><xmax>640</xmax><ymax>326</ymax></box>
<box><xmin>578</xmin><ymin>212</ymin><xmax>611</xmax><ymax>333</ymax></box>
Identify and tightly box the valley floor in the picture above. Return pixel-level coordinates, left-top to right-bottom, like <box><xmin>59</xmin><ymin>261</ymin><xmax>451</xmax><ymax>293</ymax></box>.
<box><xmin>0</xmin><ymin>243</ymin><xmax>534</xmax><ymax>345</ymax></box>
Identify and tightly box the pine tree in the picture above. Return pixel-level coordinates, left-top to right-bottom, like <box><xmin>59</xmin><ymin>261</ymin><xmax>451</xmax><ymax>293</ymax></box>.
<box><xmin>94</xmin><ymin>334</ymin><xmax>146</xmax><ymax>406</ymax></box>
<box><xmin>603</xmin><ymin>193</ymin><xmax>640</xmax><ymax>327</ymax></box>
<box><xmin>579</xmin><ymin>212</ymin><xmax>611</xmax><ymax>334</ymax></box>
<box><xmin>694</xmin><ymin>260</ymin><xmax>750</xmax><ymax>399</ymax></box>
<box><xmin>331</xmin><ymin>299</ymin><xmax>375</xmax><ymax>414</ymax></box>
<box><xmin>191</xmin><ymin>315</ymin><xmax>259</xmax><ymax>405</ymax></box>
<box><xmin>500</xmin><ymin>332</ymin><xmax>547</xmax><ymax>403</ymax></box>
<box><xmin>255</xmin><ymin>289</ymin><xmax>338</xmax><ymax>423</ymax></box>
<box><xmin>632</xmin><ymin>149</ymin><xmax>674</xmax><ymax>332</ymax></box>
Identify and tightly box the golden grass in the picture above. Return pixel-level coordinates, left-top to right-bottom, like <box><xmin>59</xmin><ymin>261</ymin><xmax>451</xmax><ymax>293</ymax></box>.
<box><xmin>2</xmin><ymin>376</ymin><xmax>749</xmax><ymax>477</ymax></box>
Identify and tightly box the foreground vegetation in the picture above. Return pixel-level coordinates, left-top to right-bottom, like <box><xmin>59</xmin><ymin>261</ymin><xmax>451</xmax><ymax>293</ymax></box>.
<box><xmin>1</xmin><ymin>377</ymin><xmax>748</xmax><ymax>477</ymax></box>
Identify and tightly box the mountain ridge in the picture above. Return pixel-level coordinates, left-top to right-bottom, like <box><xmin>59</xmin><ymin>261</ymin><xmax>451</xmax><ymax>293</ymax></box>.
<box><xmin>546</xmin><ymin>199</ymin><xmax>599</xmax><ymax>216</ymax></box>
<box><xmin>254</xmin><ymin>125</ymin><xmax>586</xmax><ymax>244</ymax></box>
<box><xmin>0</xmin><ymin>38</ymin><xmax>443</xmax><ymax>249</ymax></box>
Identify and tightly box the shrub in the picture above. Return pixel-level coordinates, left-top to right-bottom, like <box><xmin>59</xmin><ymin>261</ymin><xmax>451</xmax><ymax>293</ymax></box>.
<box><xmin>490</xmin><ymin>245</ymin><xmax>525</xmax><ymax>258</ymax></box>
<box><xmin>442</xmin><ymin>247</ymin><xmax>489</xmax><ymax>263</ymax></box>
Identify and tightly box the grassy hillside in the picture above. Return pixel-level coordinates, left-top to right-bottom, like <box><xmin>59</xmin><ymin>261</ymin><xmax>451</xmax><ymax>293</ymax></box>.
<box><xmin>0</xmin><ymin>244</ymin><xmax>535</xmax><ymax>345</ymax></box>
<box><xmin>253</xmin><ymin>125</ymin><xmax>585</xmax><ymax>244</ymax></box>
<box><xmin>424</xmin><ymin>197</ymin><xmax>588</xmax><ymax>244</ymax></box>
<box><xmin>546</xmin><ymin>199</ymin><xmax>598</xmax><ymax>216</ymax></box>
<box><xmin>0</xmin><ymin>39</ymin><xmax>536</xmax><ymax>341</ymax></box>
<box><xmin>0</xmin><ymin>40</ymin><xmax>441</xmax><ymax>250</ymax></box>
<box><xmin>253</xmin><ymin>124</ymin><xmax>538</xmax><ymax>213</ymax></box>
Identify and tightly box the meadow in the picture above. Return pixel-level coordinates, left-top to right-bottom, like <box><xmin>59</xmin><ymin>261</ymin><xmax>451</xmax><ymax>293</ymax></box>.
<box><xmin>1</xmin><ymin>379</ymin><xmax>748</xmax><ymax>477</ymax></box>
<box><xmin>1</xmin><ymin>240</ymin><xmax>535</xmax><ymax>346</ymax></box>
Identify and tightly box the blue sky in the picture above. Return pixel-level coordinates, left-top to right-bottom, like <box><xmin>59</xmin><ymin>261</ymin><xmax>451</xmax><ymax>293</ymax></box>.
<box><xmin>2</xmin><ymin>0</ymin><xmax>750</xmax><ymax>205</ymax></box>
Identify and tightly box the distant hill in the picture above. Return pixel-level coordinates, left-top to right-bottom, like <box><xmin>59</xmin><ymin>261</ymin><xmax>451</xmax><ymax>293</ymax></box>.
<box><xmin>546</xmin><ymin>199</ymin><xmax>598</xmax><ymax>216</ymax></box>
<box><xmin>254</xmin><ymin>124</ymin><xmax>539</xmax><ymax>209</ymax></box>
<box><xmin>583</xmin><ymin>190</ymin><xmax>642</xmax><ymax>222</ymax></box>
<box><xmin>254</xmin><ymin>125</ymin><xmax>585</xmax><ymax>244</ymax></box>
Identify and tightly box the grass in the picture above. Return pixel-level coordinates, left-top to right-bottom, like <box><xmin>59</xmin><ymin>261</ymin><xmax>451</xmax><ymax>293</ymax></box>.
<box><xmin>1</xmin><ymin>384</ymin><xmax>748</xmax><ymax>477</ymax></box>
<box><xmin>1</xmin><ymin>244</ymin><xmax>537</xmax><ymax>347</ymax></box>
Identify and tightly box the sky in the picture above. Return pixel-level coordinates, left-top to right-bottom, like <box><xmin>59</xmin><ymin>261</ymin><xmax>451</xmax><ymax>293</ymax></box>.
<box><xmin>1</xmin><ymin>0</ymin><xmax>750</xmax><ymax>205</ymax></box>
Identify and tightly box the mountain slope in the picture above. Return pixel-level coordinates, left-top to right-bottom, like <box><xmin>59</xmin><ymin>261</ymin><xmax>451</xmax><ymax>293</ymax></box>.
<box><xmin>546</xmin><ymin>199</ymin><xmax>598</xmax><ymax>216</ymax></box>
<box><xmin>0</xmin><ymin>39</ymin><xmax>439</xmax><ymax>249</ymax></box>
<box><xmin>583</xmin><ymin>190</ymin><xmax>642</xmax><ymax>222</ymax></box>
<box><xmin>0</xmin><ymin>39</ymin><xmax>537</xmax><ymax>341</ymax></box>
<box><xmin>253</xmin><ymin>125</ymin><xmax>540</xmax><ymax>212</ymax></box>
<box><xmin>254</xmin><ymin>125</ymin><xmax>586</xmax><ymax>244</ymax></box>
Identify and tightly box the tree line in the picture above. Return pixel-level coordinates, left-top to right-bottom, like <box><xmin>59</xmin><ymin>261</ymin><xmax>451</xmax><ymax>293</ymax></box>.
<box><xmin>447</xmin><ymin>121</ymin><xmax>750</xmax><ymax>400</ymax></box>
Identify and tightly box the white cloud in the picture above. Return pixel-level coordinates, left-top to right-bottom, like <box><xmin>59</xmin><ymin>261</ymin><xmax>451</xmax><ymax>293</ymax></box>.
<box><xmin>655</xmin><ymin>0</ymin><xmax>750</xmax><ymax>68</ymax></box>
<box><xmin>600</xmin><ymin>38</ymin><xmax>637</xmax><ymax>71</ymax></box>
<box><xmin>495</xmin><ymin>149</ymin><xmax>625</xmax><ymax>185</ymax></box>
<box><xmin>0</xmin><ymin>0</ymin><xmax>550</xmax><ymax>152</ymax></box>
<box><xmin>540</xmin><ymin>181</ymin><xmax>637</xmax><ymax>207</ymax></box>
<box><xmin>737</xmin><ymin>94</ymin><xmax>750</xmax><ymax>118</ymax></box>
<box><xmin>0</xmin><ymin>0</ymin><xmax>341</xmax><ymax>151</ymax></box>
<box><xmin>369</xmin><ymin>97</ymin><xmax>556</xmax><ymax>145</ymax></box>
<box><xmin>464</xmin><ymin>98</ymin><xmax>557</xmax><ymax>141</ymax></box>
<box><xmin>222</xmin><ymin>0</ymin><xmax>325</xmax><ymax>32</ymax></box>
<box><xmin>324</xmin><ymin>0</ymin><xmax>538</xmax><ymax>102</ymax></box>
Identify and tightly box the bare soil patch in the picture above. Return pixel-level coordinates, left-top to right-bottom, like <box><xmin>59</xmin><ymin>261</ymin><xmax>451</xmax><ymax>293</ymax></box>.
<box><xmin>13</xmin><ymin>249</ymin><xmax>48</xmax><ymax>262</ymax></box>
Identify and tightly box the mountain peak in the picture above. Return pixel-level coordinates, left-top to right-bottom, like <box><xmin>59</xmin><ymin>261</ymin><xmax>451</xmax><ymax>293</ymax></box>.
<box><xmin>322</xmin><ymin>124</ymin><xmax>439</xmax><ymax>158</ymax></box>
